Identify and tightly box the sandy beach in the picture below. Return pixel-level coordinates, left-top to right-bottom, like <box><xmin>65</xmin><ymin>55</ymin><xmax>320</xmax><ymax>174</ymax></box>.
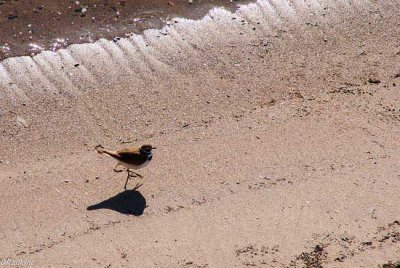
<box><xmin>0</xmin><ymin>0</ymin><xmax>399</xmax><ymax>267</ymax></box>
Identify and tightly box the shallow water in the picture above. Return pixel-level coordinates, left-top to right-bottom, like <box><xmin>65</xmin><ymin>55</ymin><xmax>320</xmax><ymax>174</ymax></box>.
<box><xmin>0</xmin><ymin>0</ymin><xmax>251</xmax><ymax>61</ymax></box>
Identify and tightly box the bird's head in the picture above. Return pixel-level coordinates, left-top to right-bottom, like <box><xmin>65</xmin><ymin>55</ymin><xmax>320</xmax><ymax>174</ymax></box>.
<box><xmin>140</xmin><ymin>144</ymin><xmax>156</xmax><ymax>154</ymax></box>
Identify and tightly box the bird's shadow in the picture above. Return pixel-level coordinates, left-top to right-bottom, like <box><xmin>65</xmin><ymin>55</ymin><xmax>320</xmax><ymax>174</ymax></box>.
<box><xmin>87</xmin><ymin>189</ymin><xmax>146</xmax><ymax>216</ymax></box>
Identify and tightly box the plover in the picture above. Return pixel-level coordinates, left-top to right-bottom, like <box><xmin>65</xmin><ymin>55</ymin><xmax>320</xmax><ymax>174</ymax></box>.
<box><xmin>96</xmin><ymin>144</ymin><xmax>155</xmax><ymax>190</ymax></box>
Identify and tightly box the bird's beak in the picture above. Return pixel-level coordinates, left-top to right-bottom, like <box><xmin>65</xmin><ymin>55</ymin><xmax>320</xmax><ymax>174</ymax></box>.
<box><xmin>152</xmin><ymin>146</ymin><xmax>157</xmax><ymax>149</ymax></box>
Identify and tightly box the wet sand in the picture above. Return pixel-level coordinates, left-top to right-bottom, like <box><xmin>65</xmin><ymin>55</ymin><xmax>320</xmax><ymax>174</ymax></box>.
<box><xmin>0</xmin><ymin>0</ymin><xmax>400</xmax><ymax>267</ymax></box>
<box><xmin>0</xmin><ymin>0</ymin><xmax>249</xmax><ymax>60</ymax></box>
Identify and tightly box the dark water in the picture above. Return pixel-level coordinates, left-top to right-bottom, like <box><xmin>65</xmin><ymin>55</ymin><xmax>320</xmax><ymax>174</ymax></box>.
<box><xmin>0</xmin><ymin>0</ymin><xmax>251</xmax><ymax>61</ymax></box>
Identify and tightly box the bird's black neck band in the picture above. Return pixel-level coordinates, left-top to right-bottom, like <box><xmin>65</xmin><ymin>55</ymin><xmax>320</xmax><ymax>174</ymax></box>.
<box><xmin>140</xmin><ymin>148</ymin><xmax>151</xmax><ymax>155</ymax></box>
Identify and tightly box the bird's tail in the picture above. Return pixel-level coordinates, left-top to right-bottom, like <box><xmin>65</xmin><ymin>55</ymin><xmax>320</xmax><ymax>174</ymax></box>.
<box><xmin>95</xmin><ymin>145</ymin><xmax>119</xmax><ymax>157</ymax></box>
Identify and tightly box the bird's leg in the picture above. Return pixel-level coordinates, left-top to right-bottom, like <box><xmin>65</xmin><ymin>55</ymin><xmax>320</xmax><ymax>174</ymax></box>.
<box><xmin>124</xmin><ymin>176</ymin><xmax>129</xmax><ymax>190</ymax></box>
<box><xmin>124</xmin><ymin>170</ymin><xmax>132</xmax><ymax>190</ymax></box>
<box><xmin>124</xmin><ymin>170</ymin><xmax>143</xmax><ymax>190</ymax></box>
<box><xmin>113</xmin><ymin>163</ymin><xmax>124</xmax><ymax>172</ymax></box>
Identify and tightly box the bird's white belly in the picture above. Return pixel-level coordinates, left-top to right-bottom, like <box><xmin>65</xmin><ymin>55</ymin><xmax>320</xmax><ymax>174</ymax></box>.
<box><xmin>119</xmin><ymin>160</ymin><xmax>149</xmax><ymax>170</ymax></box>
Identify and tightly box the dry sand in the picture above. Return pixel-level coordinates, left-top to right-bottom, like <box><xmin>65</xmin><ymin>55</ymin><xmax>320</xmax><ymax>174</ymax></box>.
<box><xmin>0</xmin><ymin>0</ymin><xmax>399</xmax><ymax>267</ymax></box>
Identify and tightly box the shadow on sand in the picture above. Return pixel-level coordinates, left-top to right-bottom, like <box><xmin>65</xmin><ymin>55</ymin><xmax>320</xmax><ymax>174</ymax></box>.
<box><xmin>87</xmin><ymin>190</ymin><xmax>146</xmax><ymax>216</ymax></box>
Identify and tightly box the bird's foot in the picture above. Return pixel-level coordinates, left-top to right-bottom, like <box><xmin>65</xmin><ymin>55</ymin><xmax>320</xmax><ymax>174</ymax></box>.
<box><xmin>113</xmin><ymin>167</ymin><xmax>124</xmax><ymax>173</ymax></box>
<box><xmin>113</xmin><ymin>163</ymin><xmax>124</xmax><ymax>173</ymax></box>
<box><xmin>127</xmin><ymin>170</ymin><xmax>143</xmax><ymax>179</ymax></box>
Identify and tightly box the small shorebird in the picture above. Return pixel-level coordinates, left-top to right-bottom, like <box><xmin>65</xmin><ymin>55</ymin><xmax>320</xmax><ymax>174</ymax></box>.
<box><xmin>96</xmin><ymin>144</ymin><xmax>156</xmax><ymax>190</ymax></box>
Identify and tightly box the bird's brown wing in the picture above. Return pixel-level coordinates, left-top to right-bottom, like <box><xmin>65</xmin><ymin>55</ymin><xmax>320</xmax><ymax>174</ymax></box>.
<box><xmin>115</xmin><ymin>147</ymin><xmax>147</xmax><ymax>165</ymax></box>
<box><xmin>116</xmin><ymin>147</ymin><xmax>141</xmax><ymax>155</ymax></box>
